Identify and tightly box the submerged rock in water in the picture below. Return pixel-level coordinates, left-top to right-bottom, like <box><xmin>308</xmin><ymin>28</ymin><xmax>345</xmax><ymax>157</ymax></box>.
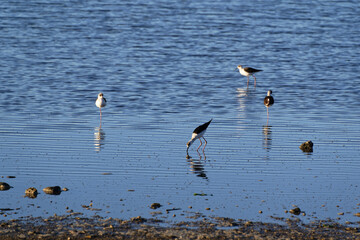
<box><xmin>0</xmin><ymin>182</ymin><xmax>11</xmax><ymax>191</ymax></box>
<box><xmin>299</xmin><ymin>141</ymin><xmax>313</xmax><ymax>152</ymax></box>
<box><xmin>25</xmin><ymin>187</ymin><xmax>38</xmax><ymax>198</ymax></box>
<box><xmin>43</xmin><ymin>186</ymin><xmax>61</xmax><ymax>195</ymax></box>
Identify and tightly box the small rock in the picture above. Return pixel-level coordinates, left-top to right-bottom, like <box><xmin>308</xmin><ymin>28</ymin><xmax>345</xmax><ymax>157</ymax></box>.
<box><xmin>259</xmin><ymin>210</ymin><xmax>263</xmax><ymax>214</ymax></box>
<box><xmin>150</xmin><ymin>203</ymin><xmax>161</xmax><ymax>209</ymax></box>
<box><xmin>150</xmin><ymin>203</ymin><xmax>162</xmax><ymax>209</ymax></box>
<box><xmin>0</xmin><ymin>182</ymin><xmax>11</xmax><ymax>191</ymax></box>
<box><xmin>338</xmin><ymin>212</ymin><xmax>344</xmax><ymax>215</ymax></box>
<box><xmin>130</xmin><ymin>216</ymin><xmax>146</xmax><ymax>223</ymax></box>
<box><xmin>245</xmin><ymin>221</ymin><xmax>253</xmax><ymax>226</ymax></box>
<box><xmin>354</xmin><ymin>213</ymin><xmax>360</xmax><ymax>217</ymax></box>
<box><xmin>289</xmin><ymin>207</ymin><xmax>301</xmax><ymax>215</ymax></box>
<box><xmin>299</xmin><ymin>140</ymin><xmax>313</xmax><ymax>152</ymax></box>
<box><xmin>62</xmin><ymin>187</ymin><xmax>69</xmax><ymax>191</ymax></box>
<box><xmin>43</xmin><ymin>186</ymin><xmax>61</xmax><ymax>195</ymax></box>
<box><xmin>25</xmin><ymin>187</ymin><xmax>38</xmax><ymax>198</ymax></box>
<box><xmin>18</xmin><ymin>234</ymin><xmax>26</xmax><ymax>239</ymax></box>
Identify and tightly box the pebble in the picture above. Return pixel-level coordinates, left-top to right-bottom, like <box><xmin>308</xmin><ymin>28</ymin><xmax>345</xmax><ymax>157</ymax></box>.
<box><xmin>150</xmin><ymin>203</ymin><xmax>161</xmax><ymax>209</ymax></box>
<box><xmin>18</xmin><ymin>234</ymin><xmax>26</xmax><ymax>239</ymax></box>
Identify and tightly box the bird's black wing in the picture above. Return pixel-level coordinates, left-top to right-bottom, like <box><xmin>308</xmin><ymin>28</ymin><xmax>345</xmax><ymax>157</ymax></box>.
<box><xmin>193</xmin><ymin>119</ymin><xmax>212</xmax><ymax>134</ymax></box>
<box><xmin>244</xmin><ymin>67</ymin><xmax>262</xmax><ymax>73</ymax></box>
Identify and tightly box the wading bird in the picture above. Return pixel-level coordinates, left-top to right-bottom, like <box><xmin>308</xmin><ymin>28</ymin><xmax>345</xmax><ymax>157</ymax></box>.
<box><xmin>95</xmin><ymin>93</ymin><xmax>107</xmax><ymax>123</ymax></box>
<box><xmin>187</xmin><ymin>119</ymin><xmax>212</xmax><ymax>153</ymax></box>
<box><xmin>237</xmin><ymin>65</ymin><xmax>262</xmax><ymax>87</ymax></box>
<box><xmin>264</xmin><ymin>90</ymin><xmax>274</xmax><ymax>123</ymax></box>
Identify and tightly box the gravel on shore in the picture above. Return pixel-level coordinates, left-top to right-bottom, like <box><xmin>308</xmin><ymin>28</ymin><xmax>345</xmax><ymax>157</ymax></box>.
<box><xmin>1</xmin><ymin>213</ymin><xmax>359</xmax><ymax>239</ymax></box>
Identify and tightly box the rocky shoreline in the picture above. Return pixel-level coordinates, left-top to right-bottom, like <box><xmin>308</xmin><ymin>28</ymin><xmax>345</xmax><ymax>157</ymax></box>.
<box><xmin>1</xmin><ymin>213</ymin><xmax>359</xmax><ymax>239</ymax></box>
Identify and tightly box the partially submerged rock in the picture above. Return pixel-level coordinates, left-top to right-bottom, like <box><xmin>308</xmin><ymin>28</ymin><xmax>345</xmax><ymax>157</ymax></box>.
<box><xmin>43</xmin><ymin>186</ymin><xmax>61</xmax><ymax>195</ymax></box>
<box><xmin>150</xmin><ymin>203</ymin><xmax>162</xmax><ymax>209</ymax></box>
<box><xmin>25</xmin><ymin>187</ymin><xmax>38</xmax><ymax>198</ymax></box>
<box><xmin>299</xmin><ymin>140</ymin><xmax>313</xmax><ymax>152</ymax></box>
<box><xmin>0</xmin><ymin>182</ymin><xmax>11</xmax><ymax>191</ymax></box>
<box><xmin>289</xmin><ymin>207</ymin><xmax>301</xmax><ymax>215</ymax></box>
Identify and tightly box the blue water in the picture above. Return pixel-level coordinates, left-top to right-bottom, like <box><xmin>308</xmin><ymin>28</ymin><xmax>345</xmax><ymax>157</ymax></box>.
<box><xmin>1</xmin><ymin>0</ymin><xmax>360</xmax><ymax>224</ymax></box>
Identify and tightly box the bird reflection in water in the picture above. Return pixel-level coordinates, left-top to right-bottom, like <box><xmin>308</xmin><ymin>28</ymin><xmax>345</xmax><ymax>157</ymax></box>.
<box><xmin>186</xmin><ymin>152</ymin><xmax>208</xmax><ymax>180</ymax></box>
<box><xmin>262</xmin><ymin>125</ymin><xmax>272</xmax><ymax>152</ymax></box>
<box><xmin>236</xmin><ymin>87</ymin><xmax>254</xmax><ymax>114</ymax></box>
<box><xmin>94</xmin><ymin>126</ymin><xmax>105</xmax><ymax>152</ymax></box>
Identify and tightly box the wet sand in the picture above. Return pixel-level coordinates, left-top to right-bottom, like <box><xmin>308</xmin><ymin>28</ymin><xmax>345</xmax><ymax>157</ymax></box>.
<box><xmin>1</xmin><ymin>213</ymin><xmax>359</xmax><ymax>239</ymax></box>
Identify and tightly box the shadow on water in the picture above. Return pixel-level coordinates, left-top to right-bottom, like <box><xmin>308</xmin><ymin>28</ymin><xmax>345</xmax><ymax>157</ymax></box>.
<box><xmin>94</xmin><ymin>126</ymin><xmax>105</xmax><ymax>152</ymax></box>
<box><xmin>186</xmin><ymin>152</ymin><xmax>208</xmax><ymax>180</ymax></box>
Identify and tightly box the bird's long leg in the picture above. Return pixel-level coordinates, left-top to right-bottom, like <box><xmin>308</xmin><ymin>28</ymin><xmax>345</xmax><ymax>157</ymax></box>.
<box><xmin>197</xmin><ymin>151</ymin><xmax>202</xmax><ymax>160</ymax></box>
<box><xmin>253</xmin><ymin>75</ymin><xmax>257</xmax><ymax>87</ymax></box>
<box><xmin>247</xmin><ymin>76</ymin><xmax>250</xmax><ymax>87</ymax></box>
<box><xmin>202</xmin><ymin>137</ymin><xmax>208</xmax><ymax>151</ymax></box>
<box><xmin>266</xmin><ymin>107</ymin><xmax>269</xmax><ymax>125</ymax></box>
<box><xmin>197</xmin><ymin>139</ymin><xmax>203</xmax><ymax>152</ymax></box>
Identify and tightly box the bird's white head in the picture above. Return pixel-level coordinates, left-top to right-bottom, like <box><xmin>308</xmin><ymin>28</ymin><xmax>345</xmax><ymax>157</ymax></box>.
<box><xmin>267</xmin><ymin>90</ymin><xmax>272</xmax><ymax>96</ymax></box>
<box><xmin>98</xmin><ymin>93</ymin><xmax>104</xmax><ymax>98</ymax></box>
<box><xmin>237</xmin><ymin>65</ymin><xmax>243</xmax><ymax>70</ymax></box>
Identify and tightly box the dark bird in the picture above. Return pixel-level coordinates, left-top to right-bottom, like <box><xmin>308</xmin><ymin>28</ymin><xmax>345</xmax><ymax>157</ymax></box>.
<box><xmin>264</xmin><ymin>90</ymin><xmax>274</xmax><ymax>122</ymax></box>
<box><xmin>186</xmin><ymin>119</ymin><xmax>212</xmax><ymax>153</ymax></box>
<box><xmin>237</xmin><ymin>65</ymin><xmax>262</xmax><ymax>87</ymax></box>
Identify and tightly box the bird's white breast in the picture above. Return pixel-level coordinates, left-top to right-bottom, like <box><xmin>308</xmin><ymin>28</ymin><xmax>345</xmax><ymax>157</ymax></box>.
<box><xmin>239</xmin><ymin>68</ymin><xmax>250</xmax><ymax>77</ymax></box>
<box><xmin>96</xmin><ymin>98</ymin><xmax>106</xmax><ymax>108</ymax></box>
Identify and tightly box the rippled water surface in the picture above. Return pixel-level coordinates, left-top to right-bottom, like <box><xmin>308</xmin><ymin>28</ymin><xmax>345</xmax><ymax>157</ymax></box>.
<box><xmin>1</xmin><ymin>0</ymin><xmax>360</xmax><ymax>224</ymax></box>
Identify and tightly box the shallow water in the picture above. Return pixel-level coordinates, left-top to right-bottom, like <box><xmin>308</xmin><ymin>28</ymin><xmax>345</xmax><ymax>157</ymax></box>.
<box><xmin>1</xmin><ymin>0</ymin><xmax>360</xmax><ymax>224</ymax></box>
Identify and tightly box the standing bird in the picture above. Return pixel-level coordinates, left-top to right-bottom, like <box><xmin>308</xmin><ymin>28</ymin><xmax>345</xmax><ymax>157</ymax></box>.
<box><xmin>237</xmin><ymin>65</ymin><xmax>262</xmax><ymax>87</ymax></box>
<box><xmin>264</xmin><ymin>90</ymin><xmax>274</xmax><ymax>123</ymax></box>
<box><xmin>95</xmin><ymin>93</ymin><xmax>107</xmax><ymax>123</ymax></box>
<box><xmin>187</xmin><ymin>119</ymin><xmax>212</xmax><ymax>153</ymax></box>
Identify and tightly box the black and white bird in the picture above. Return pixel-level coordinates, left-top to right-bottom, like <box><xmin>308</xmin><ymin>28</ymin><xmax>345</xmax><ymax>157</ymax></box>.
<box><xmin>237</xmin><ymin>65</ymin><xmax>262</xmax><ymax>87</ymax></box>
<box><xmin>187</xmin><ymin>119</ymin><xmax>212</xmax><ymax>153</ymax></box>
<box><xmin>264</xmin><ymin>90</ymin><xmax>274</xmax><ymax>122</ymax></box>
<box><xmin>95</xmin><ymin>93</ymin><xmax>107</xmax><ymax>120</ymax></box>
